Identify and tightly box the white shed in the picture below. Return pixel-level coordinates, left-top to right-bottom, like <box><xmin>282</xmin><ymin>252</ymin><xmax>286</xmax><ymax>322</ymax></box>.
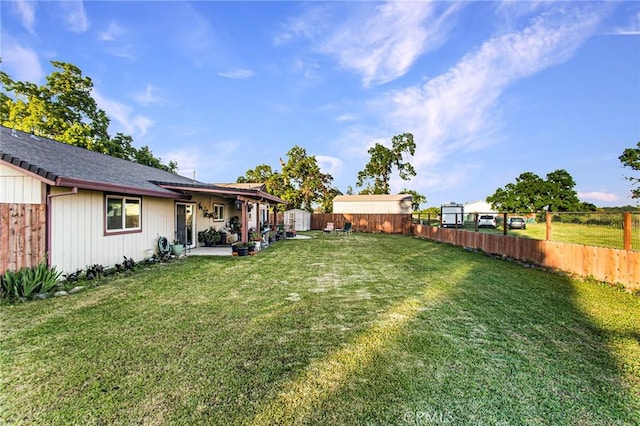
<box><xmin>284</xmin><ymin>209</ymin><xmax>311</xmax><ymax>231</ymax></box>
<box><xmin>332</xmin><ymin>194</ymin><xmax>413</xmax><ymax>214</ymax></box>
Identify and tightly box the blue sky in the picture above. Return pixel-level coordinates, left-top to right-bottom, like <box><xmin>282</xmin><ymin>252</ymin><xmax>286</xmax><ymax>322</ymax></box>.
<box><xmin>2</xmin><ymin>1</ymin><xmax>639</xmax><ymax>208</ymax></box>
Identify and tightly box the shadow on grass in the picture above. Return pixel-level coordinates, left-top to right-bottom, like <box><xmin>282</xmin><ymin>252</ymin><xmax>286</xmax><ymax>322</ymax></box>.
<box><xmin>240</xmin><ymin>235</ymin><xmax>639</xmax><ymax>425</ymax></box>
<box><xmin>1</xmin><ymin>234</ymin><xmax>637</xmax><ymax>425</ymax></box>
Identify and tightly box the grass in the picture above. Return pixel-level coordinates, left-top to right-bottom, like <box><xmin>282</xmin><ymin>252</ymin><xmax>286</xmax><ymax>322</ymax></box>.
<box><xmin>1</xmin><ymin>232</ymin><xmax>639</xmax><ymax>425</ymax></box>
<box><xmin>453</xmin><ymin>222</ymin><xmax>639</xmax><ymax>251</ymax></box>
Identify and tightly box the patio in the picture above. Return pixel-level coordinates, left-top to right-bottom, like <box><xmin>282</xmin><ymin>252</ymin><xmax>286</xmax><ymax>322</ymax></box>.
<box><xmin>185</xmin><ymin>245</ymin><xmax>233</xmax><ymax>256</ymax></box>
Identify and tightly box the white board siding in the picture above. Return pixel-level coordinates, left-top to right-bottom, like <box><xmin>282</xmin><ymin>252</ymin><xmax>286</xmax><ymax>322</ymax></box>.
<box><xmin>333</xmin><ymin>200</ymin><xmax>412</xmax><ymax>214</ymax></box>
<box><xmin>0</xmin><ymin>164</ymin><xmax>44</xmax><ymax>204</ymax></box>
<box><xmin>284</xmin><ymin>209</ymin><xmax>311</xmax><ymax>231</ymax></box>
<box><xmin>49</xmin><ymin>188</ymin><xmax>176</xmax><ymax>274</ymax></box>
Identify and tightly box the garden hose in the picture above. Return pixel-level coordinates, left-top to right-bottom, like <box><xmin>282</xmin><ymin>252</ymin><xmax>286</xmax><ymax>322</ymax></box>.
<box><xmin>158</xmin><ymin>237</ymin><xmax>171</xmax><ymax>255</ymax></box>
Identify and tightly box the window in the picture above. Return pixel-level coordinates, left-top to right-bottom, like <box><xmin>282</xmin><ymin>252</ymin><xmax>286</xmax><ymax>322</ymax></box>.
<box><xmin>213</xmin><ymin>204</ymin><xmax>224</xmax><ymax>221</ymax></box>
<box><xmin>106</xmin><ymin>196</ymin><xmax>141</xmax><ymax>232</ymax></box>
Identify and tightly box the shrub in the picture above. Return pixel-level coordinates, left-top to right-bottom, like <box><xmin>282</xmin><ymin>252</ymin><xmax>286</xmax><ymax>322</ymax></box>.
<box><xmin>0</xmin><ymin>260</ymin><xmax>62</xmax><ymax>303</ymax></box>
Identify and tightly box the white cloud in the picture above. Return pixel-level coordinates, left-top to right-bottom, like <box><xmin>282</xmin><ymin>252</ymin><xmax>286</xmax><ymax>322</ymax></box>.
<box><xmin>578</xmin><ymin>191</ymin><xmax>619</xmax><ymax>203</ymax></box>
<box><xmin>56</xmin><ymin>1</ymin><xmax>89</xmax><ymax>33</ymax></box>
<box><xmin>316</xmin><ymin>155</ymin><xmax>343</xmax><ymax>176</ymax></box>
<box><xmin>132</xmin><ymin>85</ymin><xmax>167</xmax><ymax>106</ymax></box>
<box><xmin>218</xmin><ymin>69</ymin><xmax>255</xmax><ymax>79</ymax></box>
<box><xmin>337</xmin><ymin>114</ymin><xmax>357</xmax><ymax>122</ymax></box>
<box><xmin>92</xmin><ymin>89</ymin><xmax>154</xmax><ymax>136</ymax></box>
<box><xmin>14</xmin><ymin>0</ymin><xmax>36</xmax><ymax>34</ymax></box>
<box><xmin>1</xmin><ymin>42</ymin><xmax>44</xmax><ymax>83</ymax></box>
<box><xmin>319</xmin><ymin>1</ymin><xmax>461</xmax><ymax>87</ymax></box>
<box><xmin>99</xmin><ymin>20</ymin><xmax>125</xmax><ymax>41</ymax></box>
<box><xmin>380</xmin><ymin>4</ymin><xmax>606</xmax><ymax>193</ymax></box>
<box><xmin>164</xmin><ymin>140</ymin><xmax>241</xmax><ymax>183</ymax></box>
<box><xmin>611</xmin><ymin>11</ymin><xmax>640</xmax><ymax>35</ymax></box>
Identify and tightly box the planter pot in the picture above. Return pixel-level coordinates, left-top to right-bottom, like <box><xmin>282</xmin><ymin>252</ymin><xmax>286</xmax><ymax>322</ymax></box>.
<box><xmin>171</xmin><ymin>244</ymin><xmax>184</xmax><ymax>256</ymax></box>
<box><xmin>237</xmin><ymin>247</ymin><xmax>249</xmax><ymax>256</ymax></box>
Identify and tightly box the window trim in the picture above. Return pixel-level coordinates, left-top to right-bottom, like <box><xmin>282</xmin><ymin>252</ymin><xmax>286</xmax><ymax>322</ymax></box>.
<box><xmin>213</xmin><ymin>204</ymin><xmax>224</xmax><ymax>222</ymax></box>
<box><xmin>104</xmin><ymin>195</ymin><xmax>143</xmax><ymax>235</ymax></box>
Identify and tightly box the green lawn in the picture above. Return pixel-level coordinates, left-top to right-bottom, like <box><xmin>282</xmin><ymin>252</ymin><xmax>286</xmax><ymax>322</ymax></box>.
<box><xmin>1</xmin><ymin>232</ymin><xmax>639</xmax><ymax>425</ymax></box>
<box><xmin>455</xmin><ymin>222</ymin><xmax>638</xmax><ymax>251</ymax></box>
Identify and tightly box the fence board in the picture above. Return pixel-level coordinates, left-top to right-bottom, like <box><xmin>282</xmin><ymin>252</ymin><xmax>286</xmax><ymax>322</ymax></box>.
<box><xmin>0</xmin><ymin>203</ymin><xmax>46</xmax><ymax>275</ymax></box>
<box><xmin>409</xmin><ymin>221</ymin><xmax>639</xmax><ymax>291</ymax></box>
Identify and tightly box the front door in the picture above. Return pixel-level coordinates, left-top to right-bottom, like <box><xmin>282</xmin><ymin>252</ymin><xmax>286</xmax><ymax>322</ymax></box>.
<box><xmin>176</xmin><ymin>203</ymin><xmax>195</xmax><ymax>248</ymax></box>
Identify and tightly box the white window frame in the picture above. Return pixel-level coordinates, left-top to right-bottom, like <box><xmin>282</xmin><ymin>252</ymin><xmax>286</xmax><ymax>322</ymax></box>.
<box><xmin>213</xmin><ymin>204</ymin><xmax>224</xmax><ymax>222</ymax></box>
<box><xmin>105</xmin><ymin>195</ymin><xmax>142</xmax><ymax>234</ymax></box>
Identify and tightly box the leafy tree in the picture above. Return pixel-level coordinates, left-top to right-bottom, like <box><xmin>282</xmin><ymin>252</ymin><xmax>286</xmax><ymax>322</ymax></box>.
<box><xmin>1</xmin><ymin>61</ymin><xmax>175</xmax><ymax>172</ymax></box>
<box><xmin>545</xmin><ymin>169</ymin><xmax>580</xmax><ymax>212</ymax></box>
<box><xmin>619</xmin><ymin>141</ymin><xmax>640</xmax><ymax>199</ymax></box>
<box><xmin>399</xmin><ymin>188</ymin><xmax>427</xmax><ymax>211</ymax></box>
<box><xmin>356</xmin><ymin>133</ymin><xmax>416</xmax><ymax>194</ymax></box>
<box><xmin>486</xmin><ymin>172</ymin><xmax>547</xmax><ymax>212</ymax></box>
<box><xmin>487</xmin><ymin>169</ymin><xmax>583</xmax><ymax>212</ymax></box>
<box><xmin>319</xmin><ymin>187</ymin><xmax>342</xmax><ymax>213</ymax></box>
<box><xmin>237</xmin><ymin>145</ymin><xmax>335</xmax><ymax>212</ymax></box>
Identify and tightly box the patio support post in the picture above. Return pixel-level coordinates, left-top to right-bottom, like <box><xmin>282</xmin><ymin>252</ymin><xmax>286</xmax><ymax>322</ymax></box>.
<box><xmin>241</xmin><ymin>200</ymin><xmax>248</xmax><ymax>242</ymax></box>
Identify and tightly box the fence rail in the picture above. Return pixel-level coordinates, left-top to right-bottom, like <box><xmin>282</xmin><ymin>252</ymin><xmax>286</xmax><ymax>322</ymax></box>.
<box><xmin>312</xmin><ymin>213</ymin><xmax>640</xmax><ymax>291</ymax></box>
<box><xmin>0</xmin><ymin>203</ymin><xmax>47</xmax><ymax>275</ymax></box>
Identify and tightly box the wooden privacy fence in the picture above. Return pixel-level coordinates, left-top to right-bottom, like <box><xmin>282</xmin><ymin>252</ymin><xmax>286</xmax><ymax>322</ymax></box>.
<box><xmin>0</xmin><ymin>203</ymin><xmax>47</xmax><ymax>275</ymax></box>
<box><xmin>311</xmin><ymin>213</ymin><xmax>639</xmax><ymax>291</ymax></box>
<box><xmin>311</xmin><ymin>213</ymin><xmax>413</xmax><ymax>234</ymax></box>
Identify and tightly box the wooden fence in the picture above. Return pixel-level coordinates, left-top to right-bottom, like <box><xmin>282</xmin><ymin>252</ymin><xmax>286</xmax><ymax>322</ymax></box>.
<box><xmin>311</xmin><ymin>213</ymin><xmax>413</xmax><ymax>234</ymax></box>
<box><xmin>0</xmin><ymin>203</ymin><xmax>47</xmax><ymax>275</ymax></box>
<box><xmin>312</xmin><ymin>213</ymin><xmax>640</xmax><ymax>291</ymax></box>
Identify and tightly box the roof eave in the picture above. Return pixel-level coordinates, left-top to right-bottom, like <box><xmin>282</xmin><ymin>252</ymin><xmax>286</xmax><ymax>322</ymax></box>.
<box><xmin>56</xmin><ymin>177</ymin><xmax>190</xmax><ymax>200</ymax></box>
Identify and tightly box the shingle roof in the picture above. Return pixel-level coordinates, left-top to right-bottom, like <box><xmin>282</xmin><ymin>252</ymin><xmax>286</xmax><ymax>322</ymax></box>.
<box><xmin>0</xmin><ymin>126</ymin><xmax>199</xmax><ymax>198</ymax></box>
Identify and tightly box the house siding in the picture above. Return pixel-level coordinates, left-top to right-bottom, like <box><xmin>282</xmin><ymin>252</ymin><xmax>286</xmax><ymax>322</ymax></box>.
<box><xmin>333</xmin><ymin>200</ymin><xmax>412</xmax><ymax>214</ymax></box>
<box><xmin>0</xmin><ymin>164</ymin><xmax>44</xmax><ymax>204</ymax></box>
<box><xmin>49</xmin><ymin>188</ymin><xmax>176</xmax><ymax>273</ymax></box>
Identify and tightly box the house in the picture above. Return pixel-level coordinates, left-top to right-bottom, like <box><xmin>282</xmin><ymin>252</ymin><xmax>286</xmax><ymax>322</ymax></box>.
<box><xmin>463</xmin><ymin>200</ymin><xmax>497</xmax><ymax>222</ymax></box>
<box><xmin>284</xmin><ymin>209</ymin><xmax>311</xmax><ymax>231</ymax></box>
<box><xmin>332</xmin><ymin>194</ymin><xmax>413</xmax><ymax>214</ymax></box>
<box><xmin>0</xmin><ymin>126</ymin><xmax>285</xmax><ymax>274</ymax></box>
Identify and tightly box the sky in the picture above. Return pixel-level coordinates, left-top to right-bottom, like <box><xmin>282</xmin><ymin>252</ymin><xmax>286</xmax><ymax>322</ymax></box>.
<box><xmin>1</xmin><ymin>0</ymin><xmax>639</xmax><ymax>208</ymax></box>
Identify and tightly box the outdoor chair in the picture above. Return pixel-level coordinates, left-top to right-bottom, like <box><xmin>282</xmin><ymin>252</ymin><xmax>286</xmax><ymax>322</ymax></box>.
<box><xmin>323</xmin><ymin>222</ymin><xmax>335</xmax><ymax>234</ymax></box>
<box><xmin>336</xmin><ymin>222</ymin><xmax>352</xmax><ymax>236</ymax></box>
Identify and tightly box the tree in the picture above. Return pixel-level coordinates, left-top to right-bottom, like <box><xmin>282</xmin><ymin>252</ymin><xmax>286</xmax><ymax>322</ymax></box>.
<box><xmin>237</xmin><ymin>145</ymin><xmax>335</xmax><ymax>212</ymax></box>
<box><xmin>619</xmin><ymin>141</ymin><xmax>640</xmax><ymax>199</ymax></box>
<box><xmin>399</xmin><ymin>188</ymin><xmax>427</xmax><ymax>211</ymax></box>
<box><xmin>487</xmin><ymin>169</ymin><xmax>583</xmax><ymax>212</ymax></box>
<box><xmin>1</xmin><ymin>61</ymin><xmax>175</xmax><ymax>172</ymax></box>
<box><xmin>486</xmin><ymin>172</ymin><xmax>547</xmax><ymax>212</ymax></box>
<box><xmin>356</xmin><ymin>133</ymin><xmax>416</xmax><ymax>194</ymax></box>
<box><xmin>545</xmin><ymin>169</ymin><xmax>580</xmax><ymax>212</ymax></box>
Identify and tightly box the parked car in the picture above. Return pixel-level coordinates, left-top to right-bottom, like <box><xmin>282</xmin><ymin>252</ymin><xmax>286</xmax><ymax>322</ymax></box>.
<box><xmin>507</xmin><ymin>217</ymin><xmax>527</xmax><ymax>230</ymax></box>
<box><xmin>477</xmin><ymin>214</ymin><xmax>497</xmax><ymax>229</ymax></box>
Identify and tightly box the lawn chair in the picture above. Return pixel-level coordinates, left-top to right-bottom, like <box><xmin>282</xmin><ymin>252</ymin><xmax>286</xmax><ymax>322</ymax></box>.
<box><xmin>336</xmin><ymin>221</ymin><xmax>352</xmax><ymax>236</ymax></box>
<box><xmin>323</xmin><ymin>222</ymin><xmax>335</xmax><ymax>235</ymax></box>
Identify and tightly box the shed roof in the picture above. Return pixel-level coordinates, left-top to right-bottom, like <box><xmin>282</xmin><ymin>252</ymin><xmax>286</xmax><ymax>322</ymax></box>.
<box><xmin>333</xmin><ymin>194</ymin><xmax>413</xmax><ymax>202</ymax></box>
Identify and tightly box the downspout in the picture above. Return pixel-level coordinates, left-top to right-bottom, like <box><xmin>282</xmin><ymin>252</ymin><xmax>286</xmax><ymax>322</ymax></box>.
<box><xmin>46</xmin><ymin>187</ymin><xmax>78</xmax><ymax>267</ymax></box>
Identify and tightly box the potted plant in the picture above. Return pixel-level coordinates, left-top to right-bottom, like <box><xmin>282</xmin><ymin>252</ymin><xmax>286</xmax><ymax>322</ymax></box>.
<box><xmin>235</xmin><ymin>242</ymin><xmax>249</xmax><ymax>256</ymax></box>
<box><xmin>248</xmin><ymin>241</ymin><xmax>258</xmax><ymax>255</ymax></box>
<box><xmin>198</xmin><ymin>227</ymin><xmax>221</xmax><ymax>247</ymax></box>
<box><xmin>171</xmin><ymin>240</ymin><xmax>184</xmax><ymax>256</ymax></box>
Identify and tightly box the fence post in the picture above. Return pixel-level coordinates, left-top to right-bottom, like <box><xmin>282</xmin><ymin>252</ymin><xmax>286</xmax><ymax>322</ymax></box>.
<box><xmin>623</xmin><ymin>211</ymin><xmax>632</xmax><ymax>251</ymax></box>
<box><xmin>546</xmin><ymin>212</ymin><xmax>551</xmax><ymax>241</ymax></box>
<box><xmin>503</xmin><ymin>213</ymin><xmax>508</xmax><ymax>236</ymax></box>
